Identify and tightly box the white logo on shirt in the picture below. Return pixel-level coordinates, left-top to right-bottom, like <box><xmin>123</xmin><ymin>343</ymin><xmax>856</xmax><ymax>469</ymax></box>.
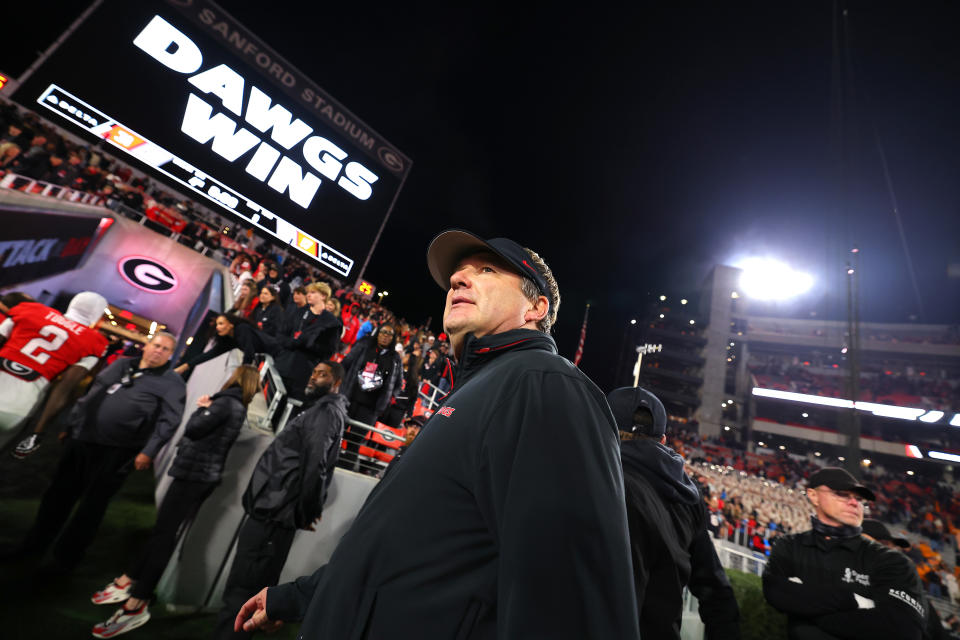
<box><xmin>841</xmin><ymin>567</ymin><xmax>870</xmax><ymax>586</ymax></box>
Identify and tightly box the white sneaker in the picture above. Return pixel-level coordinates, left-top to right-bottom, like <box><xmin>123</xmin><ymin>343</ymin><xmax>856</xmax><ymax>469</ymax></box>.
<box><xmin>91</xmin><ymin>603</ymin><xmax>150</xmax><ymax>638</ymax></box>
<box><xmin>91</xmin><ymin>580</ymin><xmax>131</xmax><ymax>605</ymax></box>
<box><xmin>11</xmin><ymin>433</ymin><xmax>41</xmax><ymax>459</ymax></box>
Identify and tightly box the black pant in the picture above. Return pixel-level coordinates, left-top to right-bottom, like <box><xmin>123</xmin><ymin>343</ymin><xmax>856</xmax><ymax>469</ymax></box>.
<box><xmin>127</xmin><ymin>478</ymin><xmax>217</xmax><ymax>600</ymax></box>
<box><xmin>341</xmin><ymin>402</ymin><xmax>379</xmax><ymax>468</ymax></box>
<box><xmin>213</xmin><ymin>517</ymin><xmax>297</xmax><ymax>640</ymax></box>
<box><xmin>23</xmin><ymin>439</ymin><xmax>139</xmax><ymax>568</ymax></box>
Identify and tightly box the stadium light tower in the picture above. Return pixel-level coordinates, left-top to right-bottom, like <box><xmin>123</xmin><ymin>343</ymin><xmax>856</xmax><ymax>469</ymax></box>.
<box><xmin>735</xmin><ymin>257</ymin><xmax>814</xmax><ymax>301</ymax></box>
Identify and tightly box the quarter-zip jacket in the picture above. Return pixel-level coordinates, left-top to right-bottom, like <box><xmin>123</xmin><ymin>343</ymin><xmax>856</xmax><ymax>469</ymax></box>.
<box><xmin>763</xmin><ymin>528</ymin><xmax>925</xmax><ymax>639</ymax></box>
<box><xmin>266</xmin><ymin>328</ymin><xmax>639</xmax><ymax>639</ymax></box>
<box><xmin>72</xmin><ymin>357</ymin><xmax>185</xmax><ymax>459</ymax></box>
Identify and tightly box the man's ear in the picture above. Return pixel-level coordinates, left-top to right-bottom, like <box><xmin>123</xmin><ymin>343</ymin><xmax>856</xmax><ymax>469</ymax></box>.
<box><xmin>523</xmin><ymin>295</ymin><xmax>549</xmax><ymax>324</ymax></box>
<box><xmin>332</xmin><ymin>380</ymin><xmax>342</xmax><ymax>394</ymax></box>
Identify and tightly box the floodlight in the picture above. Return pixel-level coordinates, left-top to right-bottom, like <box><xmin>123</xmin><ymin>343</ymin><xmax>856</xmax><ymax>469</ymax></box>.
<box><xmin>736</xmin><ymin>257</ymin><xmax>814</xmax><ymax>300</ymax></box>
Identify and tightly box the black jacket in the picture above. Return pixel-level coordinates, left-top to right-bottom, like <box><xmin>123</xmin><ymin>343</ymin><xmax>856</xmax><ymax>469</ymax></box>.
<box><xmin>72</xmin><ymin>357</ymin><xmax>186</xmax><ymax>458</ymax></box>
<box><xmin>250</xmin><ymin>303</ymin><xmax>285</xmax><ymax>338</ymax></box>
<box><xmin>168</xmin><ymin>387</ymin><xmax>246</xmax><ymax>483</ymax></box>
<box><xmin>242</xmin><ymin>392</ymin><xmax>348</xmax><ymax>529</ymax></box>
<box><xmin>621</xmin><ymin>438</ymin><xmax>741</xmax><ymax>639</ymax></box>
<box><xmin>340</xmin><ymin>336</ymin><xmax>403</xmax><ymax>416</ymax></box>
<box><xmin>274</xmin><ymin>308</ymin><xmax>341</xmax><ymax>394</ymax></box>
<box><xmin>266</xmin><ymin>329</ymin><xmax>639</xmax><ymax>639</ymax></box>
<box><xmin>281</xmin><ymin>303</ymin><xmax>307</xmax><ymax>336</ymax></box>
<box><xmin>763</xmin><ymin>527</ymin><xmax>926</xmax><ymax>640</ymax></box>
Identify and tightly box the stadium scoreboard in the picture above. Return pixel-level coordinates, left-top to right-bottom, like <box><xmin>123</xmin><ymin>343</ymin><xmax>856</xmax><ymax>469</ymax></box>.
<box><xmin>14</xmin><ymin>0</ymin><xmax>411</xmax><ymax>279</ymax></box>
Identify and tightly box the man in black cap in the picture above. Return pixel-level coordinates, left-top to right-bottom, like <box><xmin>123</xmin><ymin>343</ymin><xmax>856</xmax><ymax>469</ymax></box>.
<box><xmin>608</xmin><ymin>385</ymin><xmax>741</xmax><ymax>640</ymax></box>
<box><xmin>232</xmin><ymin>230</ymin><xmax>639</xmax><ymax>638</ymax></box>
<box><xmin>763</xmin><ymin>467</ymin><xmax>927</xmax><ymax>639</ymax></box>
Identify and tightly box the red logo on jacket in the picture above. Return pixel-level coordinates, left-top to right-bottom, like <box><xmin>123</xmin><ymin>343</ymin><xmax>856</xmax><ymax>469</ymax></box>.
<box><xmin>437</xmin><ymin>407</ymin><xmax>456</xmax><ymax>417</ymax></box>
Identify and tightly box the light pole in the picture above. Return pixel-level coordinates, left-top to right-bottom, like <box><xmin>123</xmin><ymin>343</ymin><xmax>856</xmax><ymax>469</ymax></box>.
<box><xmin>633</xmin><ymin>343</ymin><xmax>662</xmax><ymax>388</ymax></box>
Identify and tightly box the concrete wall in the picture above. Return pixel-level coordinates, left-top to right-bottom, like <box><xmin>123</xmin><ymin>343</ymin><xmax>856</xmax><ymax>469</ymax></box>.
<box><xmin>152</xmin><ymin>349</ymin><xmax>378</xmax><ymax>610</ymax></box>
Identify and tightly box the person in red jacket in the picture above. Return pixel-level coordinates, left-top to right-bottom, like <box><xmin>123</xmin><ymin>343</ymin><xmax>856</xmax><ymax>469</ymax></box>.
<box><xmin>340</xmin><ymin>302</ymin><xmax>361</xmax><ymax>350</ymax></box>
<box><xmin>1</xmin><ymin>291</ymin><xmax>108</xmax><ymax>455</ymax></box>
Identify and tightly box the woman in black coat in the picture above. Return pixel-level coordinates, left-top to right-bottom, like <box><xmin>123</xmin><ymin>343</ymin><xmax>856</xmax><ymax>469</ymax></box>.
<box><xmin>341</xmin><ymin>324</ymin><xmax>403</xmax><ymax>425</ymax></box>
<box><xmin>339</xmin><ymin>325</ymin><xmax>403</xmax><ymax>469</ymax></box>
<box><xmin>250</xmin><ymin>284</ymin><xmax>285</xmax><ymax>338</ymax></box>
<box><xmin>174</xmin><ymin>313</ymin><xmax>269</xmax><ymax>375</ymax></box>
<box><xmin>89</xmin><ymin>365</ymin><xmax>261</xmax><ymax>632</ymax></box>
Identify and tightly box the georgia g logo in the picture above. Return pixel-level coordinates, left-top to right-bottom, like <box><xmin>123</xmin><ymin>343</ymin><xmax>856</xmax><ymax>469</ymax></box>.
<box><xmin>118</xmin><ymin>256</ymin><xmax>179</xmax><ymax>293</ymax></box>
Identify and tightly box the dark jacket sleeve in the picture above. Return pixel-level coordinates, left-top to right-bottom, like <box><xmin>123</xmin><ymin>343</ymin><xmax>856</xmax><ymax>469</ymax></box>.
<box><xmin>290</xmin><ymin>311</ymin><xmax>339</xmax><ymax>362</ymax></box>
<box><xmin>266</xmin><ymin>565</ymin><xmax>326</xmax><ymax>623</ymax></box>
<box><xmin>185</xmin><ymin>337</ymin><xmax>235</xmax><ymax>368</ymax></box>
<box><xmin>293</xmin><ymin>403</ymin><xmax>343</xmax><ymax>528</ymax></box>
<box><xmin>141</xmin><ymin>374</ymin><xmax>187</xmax><ymax>459</ymax></box>
<box><xmin>338</xmin><ymin>338</ymin><xmax>368</xmax><ymax>399</ymax></box>
<box><xmin>183</xmin><ymin>395</ymin><xmax>236</xmax><ymax>440</ymax></box>
<box><xmin>762</xmin><ymin>537</ymin><xmax>859</xmax><ymax>617</ymax></box>
<box><xmin>688</xmin><ymin>528</ymin><xmax>742</xmax><ymax>639</ymax></box>
<box><xmin>373</xmin><ymin>352</ymin><xmax>403</xmax><ymax>415</ymax></box>
<box><xmin>474</xmin><ymin>370</ymin><xmax>640</xmax><ymax>639</ymax></box>
<box><xmin>813</xmin><ymin>551</ymin><xmax>925</xmax><ymax>640</ymax></box>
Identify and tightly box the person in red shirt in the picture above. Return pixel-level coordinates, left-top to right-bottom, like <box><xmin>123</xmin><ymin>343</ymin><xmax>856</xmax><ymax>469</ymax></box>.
<box><xmin>0</xmin><ymin>291</ymin><xmax>108</xmax><ymax>455</ymax></box>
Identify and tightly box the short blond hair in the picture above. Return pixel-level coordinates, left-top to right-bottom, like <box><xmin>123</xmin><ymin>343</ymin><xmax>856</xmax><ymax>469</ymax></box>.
<box><xmin>305</xmin><ymin>282</ymin><xmax>331</xmax><ymax>299</ymax></box>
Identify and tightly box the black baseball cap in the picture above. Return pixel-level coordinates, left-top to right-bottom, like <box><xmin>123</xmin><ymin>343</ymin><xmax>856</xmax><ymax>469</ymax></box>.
<box><xmin>807</xmin><ymin>467</ymin><xmax>876</xmax><ymax>502</ymax></box>
<box><xmin>861</xmin><ymin>518</ymin><xmax>910</xmax><ymax>548</ymax></box>
<box><xmin>606</xmin><ymin>386</ymin><xmax>667</xmax><ymax>437</ymax></box>
<box><xmin>426</xmin><ymin>230</ymin><xmax>552</xmax><ymax>311</ymax></box>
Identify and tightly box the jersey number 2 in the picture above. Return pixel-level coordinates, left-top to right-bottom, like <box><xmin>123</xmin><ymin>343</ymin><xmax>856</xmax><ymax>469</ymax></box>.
<box><xmin>20</xmin><ymin>325</ymin><xmax>69</xmax><ymax>365</ymax></box>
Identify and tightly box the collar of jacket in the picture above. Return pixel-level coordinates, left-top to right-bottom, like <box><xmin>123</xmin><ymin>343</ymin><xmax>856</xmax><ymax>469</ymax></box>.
<box><xmin>130</xmin><ymin>358</ymin><xmax>171</xmax><ymax>376</ymax></box>
<box><xmin>212</xmin><ymin>386</ymin><xmax>244</xmax><ymax>403</ymax></box>
<box><xmin>453</xmin><ymin>328</ymin><xmax>557</xmax><ymax>388</ymax></box>
<box><xmin>797</xmin><ymin>527</ymin><xmax>864</xmax><ymax>551</ymax></box>
<box><xmin>301</xmin><ymin>390</ymin><xmax>349</xmax><ymax>414</ymax></box>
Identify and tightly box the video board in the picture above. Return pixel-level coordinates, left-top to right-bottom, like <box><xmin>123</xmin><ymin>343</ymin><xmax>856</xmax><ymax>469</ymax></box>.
<box><xmin>14</xmin><ymin>0</ymin><xmax>411</xmax><ymax>279</ymax></box>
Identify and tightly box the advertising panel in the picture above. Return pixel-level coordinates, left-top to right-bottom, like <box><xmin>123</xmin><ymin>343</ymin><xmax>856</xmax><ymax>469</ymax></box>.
<box><xmin>14</xmin><ymin>0</ymin><xmax>410</xmax><ymax>279</ymax></box>
<box><xmin>0</xmin><ymin>206</ymin><xmax>105</xmax><ymax>287</ymax></box>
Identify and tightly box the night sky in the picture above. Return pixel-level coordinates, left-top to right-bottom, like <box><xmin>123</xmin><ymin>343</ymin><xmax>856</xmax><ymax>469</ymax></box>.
<box><xmin>8</xmin><ymin>2</ymin><xmax>960</xmax><ymax>391</ymax></box>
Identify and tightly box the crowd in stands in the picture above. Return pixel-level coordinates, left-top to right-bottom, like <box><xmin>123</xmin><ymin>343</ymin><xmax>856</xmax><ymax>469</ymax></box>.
<box><xmin>671</xmin><ymin>427</ymin><xmax>960</xmax><ymax>608</ymax></box>
<box><xmin>750</xmin><ymin>354</ymin><xmax>960</xmax><ymax>412</ymax></box>
<box><xmin>0</xmin><ymin>97</ymin><xmax>457</xmax><ymax>432</ymax></box>
<box><xmin>743</xmin><ymin>319</ymin><xmax>960</xmax><ymax>346</ymax></box>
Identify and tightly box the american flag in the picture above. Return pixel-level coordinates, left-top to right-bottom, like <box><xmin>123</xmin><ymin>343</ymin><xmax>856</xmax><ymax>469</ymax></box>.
<box><xmin>573</xmin><ymin>303</ymin><xmax>590</xmax><ymax>366</ymax></box>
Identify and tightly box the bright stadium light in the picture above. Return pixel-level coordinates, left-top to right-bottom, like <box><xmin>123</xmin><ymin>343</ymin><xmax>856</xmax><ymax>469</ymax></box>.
<box><xmin>919</xmin><ymin>411</ymin><xmax>945</xmax><ymax>423</ymax></box>
<box><xmin>736</xmin><ymin>257</ymin><xmax>814</xmax><ymax>300</ymax></box>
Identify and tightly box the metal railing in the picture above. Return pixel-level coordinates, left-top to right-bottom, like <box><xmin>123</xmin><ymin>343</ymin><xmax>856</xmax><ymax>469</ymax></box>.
<box><xmin>0</xmin><ymin>171</ymin><xmax>107</xmax><ymax>205</ymax></box>
<box><xmin>417</xmin><ymin>379</ymin><xmax>448</xmax><ymax>413</ymax></box>
<box><xmin>713</xmin><ymin>539</ymin><xmax>768</xmax><ymax>576</ymax></box>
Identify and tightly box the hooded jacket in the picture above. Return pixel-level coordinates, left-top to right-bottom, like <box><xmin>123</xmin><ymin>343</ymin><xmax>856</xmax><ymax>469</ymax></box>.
<box><xmin>621</xmin><ymin>437</ymin><xmax>741</xmax><ymax>639</ymax></box>
<box><xmin>242</xmin><ymin>391</ymin><xmax>348</xmax><ymax>529</ymax></box>
<box><xmin>265</xmin><ymin>328</ymin><xmax>639</xmax><ymax>640</ymax></box>
<box><xmin>168</xmin><ymin>386</ymin><xmax>246</xmax><ymax>483</ymax></box>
